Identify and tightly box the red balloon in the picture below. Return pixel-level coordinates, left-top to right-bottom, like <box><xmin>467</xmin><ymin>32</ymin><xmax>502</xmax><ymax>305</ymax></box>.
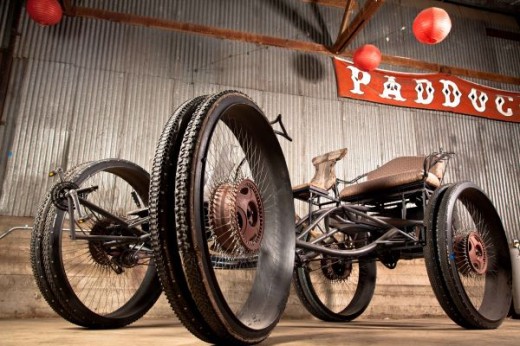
<box><xmin>26</xmin><ymin>0</ymin><xmax>63</xmax><ymax>26</ymax></box>
<box><xmin>413</xmin><ymin>7</ymin><xmax>451</xmax><ymax>45</ymax></box>
<box><xmin>353</xmin><ymin>44</ymin><xmax>381</xmax><ymax>72</ymax></box>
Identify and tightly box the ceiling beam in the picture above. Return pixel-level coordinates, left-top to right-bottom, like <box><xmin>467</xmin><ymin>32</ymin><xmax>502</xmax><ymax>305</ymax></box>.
<box><xmin>331</xmin><ymin>0</ymin><xmax>384</xmax><ymax>54</ymax></box>
<box><xmin>60</xmin><ymin>0</ymin><xmax>74</xmax><ymax>16</ymax></box>
<box><xmin>300</xmin><ymin>0</ymin><xmax>356</xmax><ymax>9</ymax></box>
<box><xmin>71</xmin><ymin>6</ymin><xmax>520</xmax><ymax>85</ymax></box>
<box><xmin>335</xmin><ymin>0</ymin><xmax>355</xmax><ymax>42</ymax></box>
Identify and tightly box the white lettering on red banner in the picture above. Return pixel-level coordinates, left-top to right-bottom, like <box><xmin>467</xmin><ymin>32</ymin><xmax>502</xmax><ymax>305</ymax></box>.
<box><xmin>333</xmin><ymin>58</ymin><xmax>520</xmax><ymax>122</ymax></box>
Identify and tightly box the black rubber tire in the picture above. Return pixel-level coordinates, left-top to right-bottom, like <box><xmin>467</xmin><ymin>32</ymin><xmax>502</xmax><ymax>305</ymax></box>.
<box><xmin>149</xmin><ymin>95</ymin><xmax>217</xmax><ymax>343</ymax></box>
<box><xmin>293</xmin><ymin>221</ymin><xmax>376</xmax><ymax>322</ymax></box>
<box><xmin>37</xmin><ymin>159</ymin><xmax>162</xmax><ymax>328</ymax></box>
<box><xmin>31</xmin><ymin>164</ymin><xmax>90</xmax><ymax>326</ymax></box>
<box><xmin>425</xmin><ymin>182</ymin><xmax>511</xmax><ymax>329</ymax></box>
<box><xmin>294</xmin><ymin>258</ymin><xmax>376</xmax><ymax>322</ymax></box>
<box><xmin>424</xmin><ymin>184</ymin><xmax>469</xmax><ymax>326</ymax></box>
<box><xmin>174</xmin><ymin>90</ymin><xmax>295</xmax><ymax>344</ymax></box>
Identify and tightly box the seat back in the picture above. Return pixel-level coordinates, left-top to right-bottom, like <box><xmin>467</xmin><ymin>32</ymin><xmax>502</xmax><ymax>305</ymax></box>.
<box><xmin>309</xmin><ymin>148</ymin><xmax>348</xmax><ymax>190</ymax></box>
<box><xmin>426</xmin><ymin>155</ymin><xmax>447</xmax><ymax>180</ymax></box>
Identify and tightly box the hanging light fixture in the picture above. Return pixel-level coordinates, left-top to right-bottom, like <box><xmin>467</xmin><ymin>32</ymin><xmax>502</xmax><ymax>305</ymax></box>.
<box><xmin>413</xmin><ymin>7</ymin><xmax>452</xmax><ymax>45</ymax></box>
<box><xmin>353</xmin><ymin>44</ymin><xmax>382</xmax><ymax>72</ymax></box>
<box><xmin>26</xmin><ymin>0</ymin><xmax>63</xmax><ymax>26</ymax></box>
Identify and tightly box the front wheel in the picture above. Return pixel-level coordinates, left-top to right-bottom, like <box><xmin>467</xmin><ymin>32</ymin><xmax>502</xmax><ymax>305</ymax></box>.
<box><xmin>425</xmin><ymin>182</ymin><xmax>512</xmax><ymax>329</ymax></box>
<box><xmin>172</xmin><ymin>91</ymin><xmax>295</xmax><ymax>344</ymax></box>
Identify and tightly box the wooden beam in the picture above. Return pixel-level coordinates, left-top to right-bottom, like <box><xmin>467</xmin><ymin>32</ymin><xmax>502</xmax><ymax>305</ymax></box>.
<box><xmin>380</xmin><ymin>55</ymin><xmax>520</xmax><ymax>85</ymax></box>
<box><xmin>331</xmin><ymin>0</ymin><xmax>384</xmax><ymax>54</ymax></box>
<box><xmin>60</xmin><ymin>0</ymin><xmax>74</xmax><ymax>16</ymax></box>
<box><xmin>72</xmin><ymin>7</ymin><xmax>520</xmax><ymax>86</ymax></box>
<box><xmin>74</xmin><ymin>7</ymin><xmax>331</xmax><ymax>53</ymax></box>
<box><xmin>300</xmin><ymin>0</ymin><xmax>356</xmax><ymax>9</ymax></box>
<box><xmin>486</xmin><ymin>27</ymin><xmax>520</xmax><ymax>42</ymax></box>
<box><xmin>336</xmin><ymin>0</ymin><xmax>355</xmax><ymax>40</ymax></box>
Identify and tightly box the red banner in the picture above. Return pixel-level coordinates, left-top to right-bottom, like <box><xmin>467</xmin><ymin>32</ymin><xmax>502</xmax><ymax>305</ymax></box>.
<box><xmin>333</xmin><ymin>58</ymin><xmax>520</xmax><ymax>123</ymax></box>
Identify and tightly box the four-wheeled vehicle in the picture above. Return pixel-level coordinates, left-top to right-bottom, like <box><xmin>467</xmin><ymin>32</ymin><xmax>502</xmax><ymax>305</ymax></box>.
<box><xmin>31</xmin><ymin>91</ymin><xmax>513</xmax><ymax>344</ymax></box>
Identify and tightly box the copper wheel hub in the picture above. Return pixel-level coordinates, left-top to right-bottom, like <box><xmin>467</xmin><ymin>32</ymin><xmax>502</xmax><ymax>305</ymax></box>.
<box><xmin>210</xmin><ymin>179</ymin><xmax>264</xmax><ymax>253</ymax></box>
<box><xmin>453</xmin><ymin>231</ymin><xmax>488</xmax><ymax>276</ymax></box>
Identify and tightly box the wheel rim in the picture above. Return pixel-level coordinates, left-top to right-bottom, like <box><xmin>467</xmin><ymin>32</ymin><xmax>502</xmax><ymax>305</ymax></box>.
<box><xmin>203</xmin><ymin>114</ymin><xmax>271</xmax><ymax>317</ymax></box>
<box><xmin>188</xmin><ymin>98</ymin><xmax>294</xmax><ymax>332</ymax></box>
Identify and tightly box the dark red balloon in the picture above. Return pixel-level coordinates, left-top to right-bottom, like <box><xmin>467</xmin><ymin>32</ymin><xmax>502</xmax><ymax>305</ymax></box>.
<box><xmin>26</xmin><ymin>0</ymin><xmax>63</xmax><ymax>26</ymax></box>
<box><xmin>413</xmin><ymin>7</ymin><xmax>452</xmax><ymax>45</ymax></box>
<box><xmin>353</xmin><ymin>44</ymin><xmax>381</xmax><ymax>72</ymax></box>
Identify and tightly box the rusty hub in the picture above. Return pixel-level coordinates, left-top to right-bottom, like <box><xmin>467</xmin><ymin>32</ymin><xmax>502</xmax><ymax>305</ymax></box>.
<box><xmin>453</xmin><ymin>231</ymin><xmax>488</xmax><ymax>276</ymax></box>
<box><xmin>89</xmin><ymin>219</ymin><xmax>114</xmax><ymax>267</ymax></box>
<box><xmin>210</xmin><ymin>179</ymin><xmax>264</xmax><ymax>253</ymax></box>
<box><xmin>321</xmin><ymin>256</ymin><xmax>352</xmax><ymax>281</ymax></box>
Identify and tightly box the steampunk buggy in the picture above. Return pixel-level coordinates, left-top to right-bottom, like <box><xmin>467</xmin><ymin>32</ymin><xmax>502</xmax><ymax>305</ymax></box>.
<box><xmin>31</xmin><ymin>91</ymin><xmax>512</xmax><ymax>344</ymax></box>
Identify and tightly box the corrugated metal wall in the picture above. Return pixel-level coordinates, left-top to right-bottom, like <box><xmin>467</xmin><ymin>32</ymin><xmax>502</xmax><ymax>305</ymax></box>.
<box><xmin>0</xmin><ymin>0</ymin><xmax>519</xmax><ymax>242</ymax></box>
<box><xmin>0</xmin><ymin>1</ymin><xmax>10</xmax><ymax>47</ymax></box>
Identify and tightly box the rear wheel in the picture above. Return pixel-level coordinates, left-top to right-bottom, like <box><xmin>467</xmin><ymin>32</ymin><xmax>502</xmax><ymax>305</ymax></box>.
<box><xmin>425</xmin><ymin>182</ymin><xmax>511</xmax><ymax>329</ymax></box>
<box><xmin>35</xmin><ymin>159</ymin><xmax>161</xmax><ymax>328</ymax></box>
<box><xmin>294</xmin><ymin>219</ymin><xmax>376</xmax><ymax>322</ymax></box>
<box><xmin>173</xmin><ymin>90</ymin><xmax>295</xmax><ymax>344</ymax></box>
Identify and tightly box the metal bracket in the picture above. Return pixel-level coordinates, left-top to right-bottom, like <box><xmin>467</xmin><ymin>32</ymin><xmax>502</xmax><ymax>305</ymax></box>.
<box><xmin>270</xmin><ymin>114</ymin><xmax>292</xmax><ymax>142</ymax></box>
<box><xmin>0</xmin><ymin>225</ymin><xmax>32</xmax><ymax>240</ymax></box>
<box><xmin>48</xmin><ymin>167</ymin><xmax>65</xmax><ymax>182</ymax></box>
<box><xmin>513</xmin><ymin>239</ymin><xmax>520</xmax><ymax>254</ymax></box>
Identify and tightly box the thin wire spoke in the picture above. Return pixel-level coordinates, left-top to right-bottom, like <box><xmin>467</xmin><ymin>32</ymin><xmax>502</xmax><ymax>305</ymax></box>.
<box><xmin>452</xmin><ymin>198</ymin><xmax>490</xmax><ymax>310</ymax></box>
<box><xmin>203</xmin><ymin>117</ymin><xmax>277</xmax><ymax>314</ymax></box>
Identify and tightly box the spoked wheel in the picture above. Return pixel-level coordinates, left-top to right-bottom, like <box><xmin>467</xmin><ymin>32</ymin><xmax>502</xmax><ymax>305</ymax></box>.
<box><xmin>424</xmin><ymin>181</ymin><xmax>512</xmax><ymax>329</ymax></box>
<box><xmin>170</xmin><ymin>90</ymin><xmax>295</xmax><ymax>344</ymax></box>
<box><xmin>293</xmin><ymin>218</ymin><xmax>376</xmax><ymax>321</ymax></box>
<box><xmin>31</xmin><ymin>159</ymin><xmax>161</xmax><ymax>328</ymax></box>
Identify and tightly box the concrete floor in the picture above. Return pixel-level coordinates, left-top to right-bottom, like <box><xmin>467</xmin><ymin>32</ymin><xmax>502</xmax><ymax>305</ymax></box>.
<box><xmin>1</xmin><ymin>317</ymin><xmax>519</xmax><ymax>345</ymax></box>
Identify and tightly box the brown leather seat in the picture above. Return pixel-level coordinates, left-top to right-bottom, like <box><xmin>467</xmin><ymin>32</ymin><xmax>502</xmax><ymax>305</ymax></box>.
<box><xmin>339</xmin><ymin>155</ymin><xmax>446</xmax><ymax>201</ymax></box>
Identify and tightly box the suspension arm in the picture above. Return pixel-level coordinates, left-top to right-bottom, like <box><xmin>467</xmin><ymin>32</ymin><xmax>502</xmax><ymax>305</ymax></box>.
<box><xmin>78</xmin><ymin>197</ymin><xmax>131</xmax><ymax>228</ymax></box>
<box><xmin>297</xmin><ymin>227</ymin><xmax>402</xmax><ymax>260</ymax></box>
